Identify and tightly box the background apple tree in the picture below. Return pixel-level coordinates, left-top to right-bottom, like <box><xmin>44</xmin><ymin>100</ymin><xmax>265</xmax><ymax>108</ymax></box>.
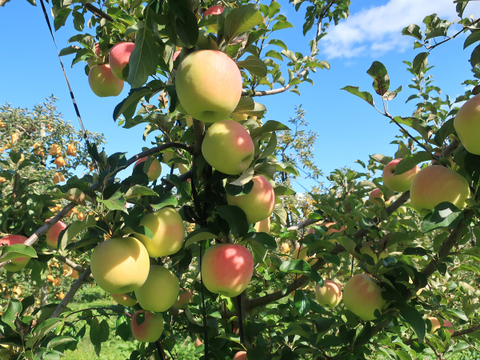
<box><xmin>2</xmin><ymin>0</ymin><xmax>480</xmax><ymax>359</ymax></box>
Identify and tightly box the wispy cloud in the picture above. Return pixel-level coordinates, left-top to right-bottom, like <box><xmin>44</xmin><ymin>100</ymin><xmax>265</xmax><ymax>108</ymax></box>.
<box><xmin>322</xmin><ymin>0</ymin><xmax>480</xmax><ymax>59</ymax></box>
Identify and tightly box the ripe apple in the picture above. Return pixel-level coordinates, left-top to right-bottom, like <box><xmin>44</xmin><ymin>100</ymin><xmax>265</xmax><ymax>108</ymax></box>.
<box><xmin>204</xmin><ymin>4</ymin><xmax>225</xmax><ymax>17</ymax></box>
<box><xmin>109</xmin><ymin>42</ymin><xmax>135</xmax><ymax>81</ymax></box>
<box><xmin>88</xmin><ymin>64</ymin><xmax>124</xmax><ymax>97</ymax></box>
<box><xmin>175</xmin><ymin>50</ymin><xmax>242</xmax><ymax>123</ymax></box>
<box><xmin>173</xmin><ymin>290</ymin><xmax>194</xmax><ymax>309</ymax></box>
<box><xmin>45</xmin><ymin>220</ymin><xmax>67</xmax><ymax>249</ymax></box>
<box><xmin>136</xmin><ymin>207</ymin><xmax>185</xmax><ymax>258</ymax></box>
<box><xmin>131</xmin><ymin>310</ymin><xmax>164</xmax><ymax>342</ymax></box>
<box><xmin>454</xmin><ymin>93</ymin><xmax>480</xmax><ymax>155</ymax></box>
<box><xmin>369</xmin><ymin>188</ymin><xmax>384</xmax><ymax>206</ymax></box>
<box><xmin>315</xmin><ymin>280</ymin><xmax>343</xmax><ymax>308</ymax></box>
<box><xmin>201</xmin><ymin>120</ymin><xmax>255</xmax><ymax>175</ymax></box>
<box><xmin>195</xmin><ymin>338</ymin><xmax>203</xmax><ymax>347</ymax></box>
<box><xmin>111</xmin><ymin>293</ymin><xmax>138</xmax><ymax>307</ymax></box>
<box><xmin>343</xmin><ymin>274</ymin><xmax>386</xmax><ymax>321</ymax></box>
<box><xmin>226</xmin><ymin>175</ymin><xmax>275</xmax><ymax>224</ymax></box>
<box><xmin>201</xmin><ymin>243</ymin><xmax>254</xmax><ymax>298</ymax></box>
<box><xmin>90</xmin><ymin>236</ymin><xmax>150</xmax><ymax>294</ymax></box>
<box><xmin>232</xmin><ymin>351</ymin><xmax>247</xmax><ymax>360</ymax></box>
<box><xmin>382</xmin><ymin>158</ymin><xmax>421</xmax><ymax>192</ymax></box>
<box><xmin>427</xmin><ymin>316</ymin><xmax>454</xmax><ymax>335</ymax></box>
<box><xmin>135</xmin><ymin>265</ymin><xmax>180</xmax><ymax>312</ymax></box>
<box><xmin>134</xmin><ymin>157</ymin><xmax>162</xmax><ymax>181</ymax></box>
<box><xmin>0</xmin><ymin>235</ymin><xmax>31</xmax><ymax>272</ymax></box>
<box><xmin>409</xmin><ymin>165</ymin><xmax>470</xmax><ymax>213</ymax></box>
<box><xmin>254</xmin><ymin>217</ymin><xmax>270</xmax><ymax>234</ymax></box>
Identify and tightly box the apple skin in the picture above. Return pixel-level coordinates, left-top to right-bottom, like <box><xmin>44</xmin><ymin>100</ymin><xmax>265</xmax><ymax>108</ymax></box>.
<box><xmin>204</xmin><ymin>4</ymin><xmax>225</xmax><ymax>16</ymax></box>
<box><xmin>232</xmin><ymin>351</ymin><xmax>247</xmax><ymax>360</ymax></box>
<box><xmin>201</xmin><ymin>120</ymin><xmax>255</xmax><ymax>175</ymax></box>
<box><xmin>343</xmin><ymin>274</ymin><xmax>386</xmax><ymax>321</ymax></box>
<box><xmin>254</xmin><ymin>217</ymin><xmax>270</xmax><ymax>234</ymax></box>
<box><xmin>175</xmin><ymin>50</ymin><xmax>242</xmax><ymax>123</ymax></box>
<box><xmin>111</xmin><ymin>293</ymin><xmax>138</xmax><ymax>307</ymax></box>
<box><xmin>131</xmin><ymin>310</ymin><xmax>164</xmax><ymax>342</ymax></box>
<box><xmin>194</xmin><ymin>338</ymin><xmax>203</xmax><ymax>348</ymax></box>
<box><xmin>410</xmin><ymin>165</ymin><xmax>470</xmax><ymax>213</ymax></box>
<box><xmin>90</xmin><ymin>236</ymin><xmax>150</xmax><ymax>294</ymax></box>
<box><xmin>135</xmin><ymin>265</ymin><xmax>180</xmax><ymax>312</ymax></box>
<box><xmin>109</xmin><ymin>42</ymin><xmax>135</xmax><ymax>81</ymax></box>
<box><xmin>201</xmin><ymin>244</ymin><xmax>254</xmax><ymax>298</ymax></box>
<box><xmin>88</xmin><ymin>64</ymin><xmax>124</xmax><ymax>97</ymax></box>
<box><xmin>232</xmin><ymin>113</ymin><xmax>257</xmax><ymax>122</ymax></box>
<box><xmin>0</xmin><ymin>235</ymin><xmax>30</xmax><ymax>272</ymax></box>
<box><xmin>454</xmin><ymin>93</ymin><xmax>480</xmax><ymax>155</ymax></box>
<box><xmin>45</xmin><ymin>220</ymin><xmax>67</xmax><ymax>249</ymax></box>
<box><xmin>369</xmin><ymin>188</ymin><xmax>384</xmax><ymax>206</ymax></box>
<box><xmin>382</xmin><ymin>159</ymin><xmax>421</xmax><ymax>192</ymax></box>
<box><xmin>226</xmin><ymin>175</ymin><xmax>275</xmax><ymax>224</ymax></box>
<box><xmin>136</xmin><ymin>207</ymin><xmax>185</xmax><ymax>258</ymax></box>
<box><xmin>134</xmin><ymin>157</ymin><xmax>162</xmax><ymax>181</ymax></box>
<box><xmin>315</xmin><ymin>280</ymin><xmax>343</xmax><ymax>308</ymax></box>
<box><xmin>428</xmin><ymin>316</ymin><xmax>454</xmax><ymax>335</ymax></box>
<box><xmin>173</xmin><ymin>290</ymin><xmax>194</xmax><ymax>309</ymax></box>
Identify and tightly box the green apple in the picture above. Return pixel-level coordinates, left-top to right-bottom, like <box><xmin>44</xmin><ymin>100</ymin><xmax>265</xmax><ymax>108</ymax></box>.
<box><xmin>131</xmin><ymin>310</ymin><xmax>164</xmax><ymax>342</ymax></box>
<box><xmin>410</xmin><ymin>165</ymin><xmax>470</xmax><ymax>213</ymax></box>
<box><xmin>226</xmin><ymin>175</ymin><xmax>275</xmax><ymax>223</ymax></box>
<box><xmin>111</xmin><ymin>293</ymin><xmax>138</xmax><ymax>307</ymax></box>
<box><xmin>45</xmin><ymin>220</ymin><xmax>67</xmax><ymax>249</ymax></box>
<box><xmin>134</xmin><ymin>156</ymin><xmax>162</xmax><ymax>181</ymax></box>
<box><xmin>315</xmin><ymin>280</ymin><xmax>343</xmax><ymax>308</ymax></box>
<box><xmin>232</xmin><ymin>351</ymin><xmax>248</xmax><ymax>360</ymax></box>
<box><xmin>383</xmin><ymin>158</ymin><xmax>421</xmax><ymax>192</ymax></box>
<box><xmin>90</xmin><ymin>236</ymin><xmax>150</xmax><ymax>294</ymax></box>
<box><xmin>135</xmin><ymin>265</ymin><xmax>180</xmax><ymax>312</ymax></box>
<box><xmin>136</xmin><ymin>207</ymin><xmax>185</xmax><ymax>258</ymax></box>
<box><xmin>201</xmin><ymin>120</ymin><xmax>255</xmax><ymax>175</ymax></box>
<box><xmin>175</xmin><ymin>50</ymin><xmax>242</xmax><ymax>123</ymax></box>
<box><xmin>343</xmin><ymin>274</ymin><xmax>386</xmax><ymax>321</ymax></box>
<box><xmin>201</xmin><ymin>243</ymin><xmax>254</xmax><ymax>298</ymax></box>
<box><xmin>109</xmin><ymin>42</ymin><xmax>135</xmax><ymax>81</ymax></box>
<box><xmin>88</xmin><ymin>64</ymin><xmax>124</xmax><ymax>97</ymax></box>
<box><xmin>454</xmin><ymin>93</ymin><xmax>480</xmax><ymax>155</ymax></box>
<box><xmin>254</xmin><ymin>217</ymin><xmax>270</xmax><ymax>234</ymax></box>
<box><xmin>0</xmin><ymin>234</ymin><xmax>31</xmax><ymax>272</ymax></box>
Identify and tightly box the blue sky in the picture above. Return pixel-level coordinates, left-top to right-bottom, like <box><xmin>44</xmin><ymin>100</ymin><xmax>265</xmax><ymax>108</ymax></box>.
<box><xmin>1</xmin><ymin>0</ymin><xmax>479</xmax><ymax>191</ymax></box>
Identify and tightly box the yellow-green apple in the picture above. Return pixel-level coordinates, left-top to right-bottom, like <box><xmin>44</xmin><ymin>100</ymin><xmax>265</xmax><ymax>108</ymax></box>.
<box><xmin>0</xmin><ymin>235</ymin><xmax>31</xmax><ymax>272</ymax></box>
<box><xmin>134</xmin><ymin>156</ymin><xmax>162</xmax><ymax>181</ymax></box>
<box><xmin>109</xmin><ymin>42</ymin><xmax>135</xmax><ymax>81</ymax></box>
<box><xmin>88</xmin><ymin>64</ymin><xmax>124</xmax><ymax>97</ymax></box>
<box><xmin>111</xmin><ymin>293</ymin><xmax>138</xmax><ymax>307</ymax></box>
<box><xmin>409</xmin><ymin>165</ymin><xmax>470</xmax><ymax>213</ymax></box>
<box><xmin>131</xmin><ymin>310</ymin><xmax>164</xmax><ymax>342</ymax></box>
<box><xmin>90</xmin><ymin>236</ymin><xmax>150</xmax><ymax>294</ymax></box>
<box><xmin>369</xmin><ymin>188</ymin><xmax>384</xmax><ymax>206</ymax></box>
<box><xmin>254</xmin><ymin>217</ymin><xmax>270</xmax><ymax>234</ymax></box>
<box><xmin>343</xmin><ymin>274</ymin><xmax>386</xmax><ymax>321</ymax></box>
<box><xmin>382</xmin><ymin>159</ymin><xmax>421</xmax><ymax>192</ymax></box>
<box><xmin>175</xmin><ymin>50</ymin><xmax>242</xmax><ymax>123</ymax></box>
<box><xmin>201</xmin><ymin>243</ymin><xmax>254</xmax><ymax>297</ymax></box>
<box><xmin>454</xmin><ymin>93</ymin><xmax>480</xmax><ymax>155</ymax></box>
<box><xmin>232</xmin><ymin>351</ymin><xmax>247</xmax><ymax>360</ymax></box>
<box><xmin>45</xmin><ymin>220</ymin><xmax>67</xmax><ymax>249</ymax></box>
<box><xmin>231</xmin><ymin>113</ymin><xmax>257</xmax><ymax>121</ymax></box>
<box><xmin>226</xmin><ymin>175</ymin><xmax>275</xmax><ymax>223</ymax></box>
<box><xmin>427</xmin><ymin>316</ymin><xmax>454</xmax><ymax>335</ymax></box>
<box><xmin>135</xmin><ymin>265</ymin><xmax>180</xmax><ymax>312</ymax></box>
<box><xmin>173</xmin><ymin>290</ymin><xmax>194</xmax><ymax>309</ymax></box>
<box><xmin>201</xmin><ymin>120</ymin><xmax>254</xmax><ymax>175</ymax></box>
<box><xmin>315</xmin><ymin>280</ymin><xmax>343</xmax><ymax>308</ymax></box>
<box><xmin>136</xmin><ymin>207</ymin><xmax>185</xmax><ymax>258</ymax></box>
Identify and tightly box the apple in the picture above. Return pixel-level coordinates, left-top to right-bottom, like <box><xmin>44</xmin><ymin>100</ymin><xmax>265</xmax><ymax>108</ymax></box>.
<box><xmin>109</xmin><ymin>42</ymin><xmax>135</xmax><ymax>81</ymax></box>
<box><xmin>315</xmin><ymin>280</ymin><xmax>343</xmax><ymax>308</ymax></box>
<box><xmin>204</xmin><ymin>4</ymin><xmax>225</xmax><ymax>17</ymax></box>
<box><xmin>454</xmin><ymin>93</ymin><xmax>480</xmax><ymax>155</ymax></box>
<box><xmin>45</xmin><ymin>220</ymin><xmax>67</xmax><ymax>249</ymax></box>
<box><xmin>111</xmin><ymin>293</ymin><xmax>138</xmax><ymax>307</ymax></box>
<box><xmin>382</xmin><ymin>159</ymin><xmax>421</xmax><ymax>192</ymax></box>
<box><xmin>131</xmin><ymin>310</ymin><xmax>164</xmax><ymax>342</ymax></box>
<box><xmin>175</xmin><ymin>50</ymin><xmax>242</xmax><ymax>123</ymax></box>
<box><xmin>135</xmin><ymin>265</ymin><xmax>180</xmax><ymax>312</ymax></box>
<box><xmin>427</xmin><ymin>316</ymin><xmax>454</xmax><ymax>335</ymax></box>
<box><xmin>195</xmin><ymin>338</ymin><xmax>203</xmax><ymax>348</ymax></box>
<box><xmin>226</xmin><ymin>175</ymin><xmax>275</xmax><ymax>224</ymax></box>
<box><xmin>134</xmin><ymin>157</ymin><xmax>162</xmax><ymax>181</ymax></box>
<box><xmin>254</xmin><ymin>217</ymin><xmax>270</xmax><ymax>234</ymax></box>
<box><xmin>88</xmin><ymin>64</ymin><xmax>124</xmax><ymax>97</ymax></box>
<box><xmin>90</xmin><ymin>236</ymin><xmax>150</xmax><ymax>294</ymax></box>
<box><xmin>343</xmin><ymin>274</ymin><xmax>386</xmax><ymax>321</ymax></box>
<box><xmin>0</xmin><ymin>234</ymin><xmax>31</xmax><ymax>272</ymax></box>
<box><xmin>173</xmin><ymin>290</ymin><xmax>194</xmax><ymax>309</ymax></box>
<box><xmin>201</xmin><ymin>243</ymin><xmax>254</xmax><ymax>298</ymax></box>
<box><xmin>201</xmin><ymin>120</ymin><xmax>255</xmax><ymax>175</ymax></box>
<box><xmin>369</xmin><ymin>188</ymin><xmax>384</xmax><ymax>206</ymax></box>
<box><xmin>409</xmin><ymin>165</ymin><xmax>470</xmax><ymax>213</ymax></box>
<box><xmin>232</xmin><ymin>351</ymin><xmax>247</xmax><ymax>360</ymax></box>
<box><xmin>232</xmin><ymin>113</ymin><xmax>257</xmax><ymax>122</ymax></box>
<box><xmin>136</xmin><ymin>207</ymin><xmax>185</xmax><ymax>258</ymax></box>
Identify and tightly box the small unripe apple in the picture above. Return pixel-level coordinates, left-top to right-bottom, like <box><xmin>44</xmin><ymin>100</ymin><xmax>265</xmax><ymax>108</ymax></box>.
<box><xmin>315</xmin><ymin>280</ymin><xmax>342</xmax><ymax>308</ymax></box>
<box><xmin>454</xmin><ymin>93</ymin><xmax>480</xmax><ymax>155</ymax></box>
<box><xmin>111</xmin><ymin>293</ymin><xmax>138</xmax><ymax>307</ymax></box>
<box><xmin>135</xmin><ymin>265</ymin><xmax>180</xmax><ymax>312</ymax></box>
<box><xmin>109</xmin><ymin>42</ymin><xmax>135</xmax><ymax>81</ymax></box>
<box><xmin>45</xmin><ymin>220</ymin><xmax>67</xmax><ymax>249</ymax></box>
<box><xmin>134</xmin><ymin>157</ymin><xmax>162</xmax><ymax>181</ymax></box>
<box><xmin>131</xmin><ymin>310</ymin><xmax>164</xmax><ymax>342</ymax></box>
<box><xmin>232</xmin><ymin>351</ymin><xmax>247</xmax><ymax>360</ymax></box>
<box><xmin>0</xmin><ymin>235</ymin><xmax>31</xmax><ymax>272</ymax></box>
<box><xmin>382</xmin><ymin>159</ymin><xmax>421</xmax><ymax>192</ymax></box>
<box><xmin>88</xmin><ymin>64</ymin><xmax>124</xmax><ymax>97</ymax></box>
<box><xmin>343</xmin><ymin>274</ymin><xmax>386</xmax><ymax>321</ymax></box>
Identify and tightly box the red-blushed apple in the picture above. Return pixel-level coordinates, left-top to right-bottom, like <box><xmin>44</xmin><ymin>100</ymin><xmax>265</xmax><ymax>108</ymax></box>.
<box><xmin>427</xmin><ymin>316</ymin><xmax>454</xmax><ymax>335</ymax></box>
<box><xmin>232</xmin><ymin>351</ymin><xmax>247</xmax><ymax>360</ymax></box>
<box><xmin>111</xmin><ymin>293</ymin><xmax>138</xmax><ymax>307</ymax></box>
<box><xmin>204</xmin><ymin>4</ymin><xmax>225</xmax><ymax>16</ymax></box>
<box><xmin>173</xmin><ymin>290</ymin><xmax>194</xmax><ymax>309</ymax></box>
<box><xmin>134</xmin><ymin>156</ymin><xmax>162</xmax><ymax>181</ymax></box>
<box><xmin>382</xmin><ymin>158</ymin><xmax>421</xmax><ymax>192</ymax></box>
<box><xmin>0</xmin><ymin>235</ymin><xmax>31</xmax><ymax>272</ymax></box>
<box><xmin>88</xmin><ymin>64</ymin><xmax>124</xmax><ymax>97</ymax></box>
<box><xmin>131</xmin><ymin>310</ymin><xmax>164</xmax><ymax>342</ymax></box>
<box><xmin>226</xmin><ymin>175</ymin><xmax>275</xmax><ymax>224</ymax></box>
<box><xmin>369</xmin><ymin>188</ymin><xmax>384</xmax><ymax>206</ymax></box>
<box><xmin>254</xmin><ymin>216</ymin><xmax>270</xmax><ymax>234</ymax></box>
<box><xmin>201</xmin><ymin>120</ymin><xmax>255</xmax><ymax>175</ymax></box>
<box><xmin>201</xmin><ymin>243</ymin><xmax>254</xmax><ymax>298</ymax></box>
<box><xmin>135</xmin><ymin>265</ymin><xmax>180</xmax><ymax>312</ymax></box>
<box><xmin>195</xmin><ymin>338</ymin><xmax>203</xmax><ymax>347</ymax></box>
<box><xmin>135</xmin><ymin>207</ymin><xmax>185</xmax><ymax>258</ymax></box>
<box><xmin>175</xmin><ymin>50</ymin><xmax>242</xmax><ymax>123</ymax></box>
<box><xmin>109</xmin><ymin>42</ymin><xmax>135</xmax><ymax>81</ymax></box>
<box><xmin>410</xmin><ymin>165</ymin><xmax>470</xmax><ymax>214</ymax></box>
<box><xmin>343</xmin><ymin>274</ymin><xmax>386</xmax><ymax>321</ymax></box>
<box><xmin>90</xmin><ymin>236</ymin><xmax>150</xmax><ymax>294</ymax></box>
<box><xmin>45</xmin><ymin>219</ymin><xmax>67</xmax><ymax>249</ymax></box>
<box><xmin>454</xmin><ymin>93</ymin><xmax>480</xmax><ymax>155</ymax></box>
<box><xmin>315</xmin><ymin>280</ymin><xmax>343</xmax><ymax>308</ymax></box>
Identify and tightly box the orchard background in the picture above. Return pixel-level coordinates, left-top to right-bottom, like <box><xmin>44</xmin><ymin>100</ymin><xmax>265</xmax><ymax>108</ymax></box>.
<box><xmin>1</xmin><ymin>0</ymin><xmax>480</xmax><ymax>359</ymax></box>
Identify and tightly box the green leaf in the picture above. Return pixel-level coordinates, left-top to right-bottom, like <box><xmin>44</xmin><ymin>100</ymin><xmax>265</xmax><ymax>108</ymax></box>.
<box><xmin>238</xmin><ymin>55</ymin><xmax>267</xmax><ymax>78</ymax></box>
<box><xmin>184</xmin><ymin>228</ymin><xmax>218</xmax><ymax>248</ymax></box>
<box><xmin>54</xmin><ymin>8</ymin><xmax>71</xmax><ymax>31</ymax></box>
<box><xmin>272</xmin><ymin>20</ymin><xmax>293</xmax><ymax>31</ymax></box>
<box><xmin>174</xmin><ymin>11</ymin><xmax>199</xmax><ymax>48</ymax></box>
<box><xmin>59</xmin><ymin>46</ymin><xmax>80</xmax><ymax>57</ymax></box>
<box><xmin>393</xmin><ymin>116</ymin><xmax>432</xmax><ymax>140</ymax></box>
<box><xmin>294</xmin><ymin>290</ymin><xmax>310</xmax><ymax>316</ymax></box>
<box><xmin>127</xmin><ymin>23</ymin><xmax>159</xmax><ymax>88</ymax></box>
<box><xmin>280</xmin><ymin>259</ymin><xmax>310</xmax><ymax>274</ymax></box>
<box><xmin>2</xmin><ymin>300</ymin><xmax>22</xmax><ymax>331</ymax></box>
<box><xmin>89</xmin><ymin>318</ymin><xmax>109</xmax><ymax>350</ymax></box>
<box><xmin>268</xmin><ymin>39</ymin><xmax>287</xmax><ymax>50</ymax></box>
<box><xmin>412</xmin><ymin>52</ymin><xmax>429</xmax><ymax>76</ymax></box>
<box><xmin>402</xmin><ymin>24</ymin><xmax>423</xmax><ymax>40</ymax></box>
<box><xmin>225</xmin><ymin>179</ymin><xmax>254</xmax><ymax>196</ymax></box>
<box><xmin>398</xmin><ymin>304</ymin><xmax>425</xmax><ymax>343</ymax></box>
<box><xmin>464</xmin><ymin>31</ymin><xmax>480</xmax><ymax>49</ymax></box>
<box><xmin>265</xmin><ymin>49</ymin><xmax>283</xmax><ymax>61</ymax></box>
<box><xmin>421</xmin><ymin>202</ymin><xmax>464</xmax><ymax>232</ymax></box>
<box><xmin>434</xmin><ymin>118</ymin><xmax>455</xmax><ymax>146</ymax></box>
<box><xmin>367</xmin><ymin>61</ymin><xmax>390</xmax><ymax>96</ymax></box>
<box><xmin>243</xmin><ymin>232</ymin><xmax>277</xmax><ymax>250</ymax></box>
<box><xmin>124</xmin><ymin>185</ymin><xmax>158</xmax><ymax>199</ymax></box>
<box><xmin>59</xmin><ymin>216</ymin><xmax>97</xmax><ymax>250</ymax></box>
<box><xmin>224</xmin><ymin>4</ymin><xmax>264</xmax><ymax>40</ymax></box>
<box><xmin>394</xmin><ymin>152</ymin><xmax>431</xmax><ymax>175</ymax></box>
<box><xmin>113</xmin><ymin>88</ymin><xmax>153</xmax><ymax>121</ymax></box>
<box><xmin>470</xmin><ymin>44</ymin><xmax>480</xmax><ymax>68</ymax></box>
<box><xmin>250</xmin><ymin>120</ymin><xmax>289</xmax><ymax>137</ymax></box>
<box><xmin>47</xmin><ymin>336</ymin><xmax>76</xmax><ymax>350</ymax></box>
<box><xmin>150</xmin><ymin>192</ymin><xmax>178</xmax><ymax>210</ymax></box>
<box><xmin>0</xmin><ymin>244</ymin><xmax>37</xmax><ymax>262</ymax></box>
<box><xmin>97</xmin><ymin>191</ymin><xmax>127</xmax><ymax>213</ymax></box>
<box><xmin>341</xmin><ymin>86</ymin><xmax>374</xmax><ymax>106</ymax></box>
<box><xmin>217</xmin><ymin>205</ymin><xmax>249</xmax><ymax>237</ymax></box>
<box><xmin>274</xmin><ymin>185</ymin><xmax>295</xmax><ymax>196</ymax></box>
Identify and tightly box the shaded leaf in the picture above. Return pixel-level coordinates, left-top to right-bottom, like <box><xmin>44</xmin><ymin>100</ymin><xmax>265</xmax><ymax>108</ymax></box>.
<box><xmin>341</xmin><ymin>86</ymin><xmax>374</xmax><ymax>106</ymax></box>
<box><xmin>421</xmin><ymin>202</ymin><xmax>464</xmax><ymax>232</ymax></box>
<box><xmin>225</xmin><ymin>4</ymin><xmax>264</xmax><ymax>40</ymax></box>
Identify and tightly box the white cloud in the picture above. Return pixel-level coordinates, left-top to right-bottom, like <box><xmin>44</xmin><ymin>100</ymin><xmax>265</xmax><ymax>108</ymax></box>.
<box><xmin>322</xmin><ymin>0</ymin><xmax>480</xmax><ymax>58</ymax></box>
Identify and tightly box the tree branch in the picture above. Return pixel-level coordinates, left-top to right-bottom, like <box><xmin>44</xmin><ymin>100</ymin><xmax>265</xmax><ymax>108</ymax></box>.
<box><xmin>84</xmin><ymin>3</ymin><xmax>114</xmax><ymax>22</ymax></box>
